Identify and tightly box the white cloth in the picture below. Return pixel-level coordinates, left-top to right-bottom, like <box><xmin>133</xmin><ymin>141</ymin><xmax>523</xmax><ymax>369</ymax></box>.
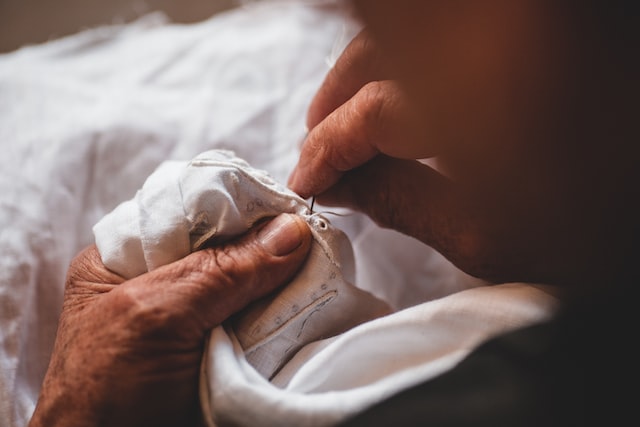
<box><xmin>0</xmin><ymin>2</ymin><xmax>559</xmax><ymax>427</ymax></box>
<box><xmin>202</xmin><ymin>283</ymin><xmax>557</xmax><ymax>427</ymax></box>
<box><xmin>93</xmin><ymin>149</ymin><xmax>392</xmax><ymax>380</ymax></box>
<box><xmin>93</xmin><ymin>149</ymin><xmax>310</xmax><ymax>279</ymax></box>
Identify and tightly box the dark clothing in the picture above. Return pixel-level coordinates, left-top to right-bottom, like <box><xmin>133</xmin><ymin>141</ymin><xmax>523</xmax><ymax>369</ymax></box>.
<box><xmin>341</xmin><ymin>281</ymin><xmax>633</xmax><ymax>427</ymax></box>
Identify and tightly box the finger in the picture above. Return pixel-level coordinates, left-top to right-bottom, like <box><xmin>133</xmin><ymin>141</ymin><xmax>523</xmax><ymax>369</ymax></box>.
<box><xmin>290</xmin><ymin>80</ymin><xmax>433</xmax><ymax>198</ymax></box>
<box><xmin>307</xmin><ymin>29</ymin><xmax>390</xmax><ymax>130</ymax></box>
<box><xmin>318</xmin><ymin>156</ymin><xmax>565</xmax><ymax>284</ymax></box>
<box><xmin>317</xmin><ymin>156</ymin><xmax>458</xmax><ymax>248</ymax></box>
<box><xmin>315</xmin><ymin>156</ymin><xmax>500</xmax><ymax>279</ymax></box>
<box><xmin>64</xmin><ymin>245</ymin><xmax>125</xmax><ymax>297</ymax></box>
<box><xmin>123</xmin><ymin>213</ymin><xmax>313</xmax><ymax>330</ymax></box>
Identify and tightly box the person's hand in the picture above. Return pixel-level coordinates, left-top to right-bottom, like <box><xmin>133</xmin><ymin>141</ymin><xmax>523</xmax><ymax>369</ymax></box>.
<box><xmin>29</xmin><ymin>213</ymin><xmax>312</xmax><ymax>427</ymax></box>
<box><xmin>289</xmin><ymin>26</ymin><xmax>588</xmax><ymax>286</ymax></box>
<box><xmin>289</xmin><ymin>30</ymin><xmax>435</xmax><ymax>200</ymax></box>
<box><xmin>288</xmin><ymin>30</ymin><xmax>527</xmax><ymax>283</ymax></box>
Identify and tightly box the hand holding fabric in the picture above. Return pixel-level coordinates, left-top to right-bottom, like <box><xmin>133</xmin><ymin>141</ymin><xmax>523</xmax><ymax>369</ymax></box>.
<box><xmin>29</xmin><ymin>214</ymin><xmax>312</xmax><ymax>427</ymax></box>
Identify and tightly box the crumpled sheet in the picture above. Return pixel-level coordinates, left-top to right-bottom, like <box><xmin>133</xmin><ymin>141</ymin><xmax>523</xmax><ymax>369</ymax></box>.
<box><xmin>0</xmin><ymin>2</ymin><xmax>558</xmax><ymax>426</ymax></box>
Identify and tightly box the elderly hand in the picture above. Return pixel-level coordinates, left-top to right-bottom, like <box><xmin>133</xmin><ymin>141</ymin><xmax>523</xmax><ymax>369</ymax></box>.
<box><xmin>289</xmin><ymin>24</ymin><xmax>586</xmax><ymax>286</ymax></box>
<box><xmin>288</xmin><ymin>30</ymin><xmax>520</xmax><ymax>283</ymax></box>
<box><xmin>29</xmin><ymin>213</ymin><xmax>312</xmax><ymax>427</ymax></box>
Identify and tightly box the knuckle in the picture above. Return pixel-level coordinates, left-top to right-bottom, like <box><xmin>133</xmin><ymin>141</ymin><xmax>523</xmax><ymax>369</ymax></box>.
<box><xmin>111</xmin><ymin>285</ymin><xmax>161</xmax><ymax>333</ymax></box>
<box><xmin>356</xmin><ymin>81</ymin><xmax>397</xmax><ymax>143</ymax></box>
<box><xmin>359</xmin><ymin>81</ymin><xmax>387</xmax><ymax>123</ymax></box>
<box><xmin>210</xmin><ymin>247</ymin><xmax>239</xmax><ymax>288</ymax></box>
<box><xmin>198</xmin><ymin>246</ymin><xmax>256</xmax><ymax>292</ymax></box>
<box><xmin>321</xmin><ymin>81</ymin><xmax>392</xmax><ymax>172</ymax></box>
<box><xmin>114</xmin><ymin>283</ymin><xmax>192</xmax><ymax>339</ymax></box>
<box><xmin>322</xmin><ymin>132</ymin><xmax>355</xmax><ymax>172</ymax></box>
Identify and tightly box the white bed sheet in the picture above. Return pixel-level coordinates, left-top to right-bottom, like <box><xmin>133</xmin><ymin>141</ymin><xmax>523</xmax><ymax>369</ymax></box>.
<box><xmin>0</xmin><ymin>2</ymin><xmax>556</xmax><ymax>426</ymax></box>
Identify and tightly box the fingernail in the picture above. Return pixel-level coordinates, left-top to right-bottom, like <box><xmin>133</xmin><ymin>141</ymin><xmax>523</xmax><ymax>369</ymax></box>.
<box><xmin>259</xmin><ymin>214</ymin><xmax>304</xmax><ymax>256</ymax></box>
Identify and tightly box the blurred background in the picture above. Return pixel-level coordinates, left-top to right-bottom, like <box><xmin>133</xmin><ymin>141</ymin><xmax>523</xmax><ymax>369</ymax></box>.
<box><xmin>0</xmin><ymin>0</ymin><xmax>239</xmax><ymax>53</ymax></box>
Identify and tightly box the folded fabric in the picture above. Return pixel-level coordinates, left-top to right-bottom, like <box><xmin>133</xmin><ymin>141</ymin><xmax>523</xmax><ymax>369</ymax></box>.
<box><xmin>93</xmin><ymin>149</ymin><xmax>392</xmax><ymax>380</ymax></box>
<box><xmin>201</xmin><ymin>282</ymin><xmax>558</xmax><ymax>427</ymax></box>
<box><xmin>231</xmin><ymin>213</ymin><xmax>392</xmax><ymax>379</ymax></box>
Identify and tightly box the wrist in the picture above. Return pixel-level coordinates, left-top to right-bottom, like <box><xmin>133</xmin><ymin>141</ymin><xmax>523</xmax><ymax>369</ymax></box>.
<box><xmin>29</xmin><ymin>368</ymin><xmax>107</xmax><ymax>427</ymax></box>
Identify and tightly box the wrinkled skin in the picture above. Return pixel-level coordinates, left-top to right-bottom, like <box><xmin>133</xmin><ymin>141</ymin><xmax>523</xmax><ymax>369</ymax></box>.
<box><xmin>28</xmin><ymin>1</ymin><xmax>638</xmax><ymax>425</ymax></box>
<box><xmin>289</xmin><ymin>0</ymin><xmax>637</xmax><ymax>287</ymax></box>
<box><xmin>29</xmin><ymin>214</ymin><xmax>312</xmax><ymax>427</ymax></box>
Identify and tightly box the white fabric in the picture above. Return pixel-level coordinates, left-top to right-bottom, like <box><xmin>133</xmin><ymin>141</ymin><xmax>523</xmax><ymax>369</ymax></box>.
<box><xmin>93</xmin><ymin>148</ymin><xmax>392</xmax><ymax>380</ymax></box>
<box><xmin>202</xmin><ymin>283</ymin><xmax>557</xmax><ymax>427</ymax></box>
<box><xmin>93</xmin><ymin>149</ymin><xmax>309</xmax><ymax>279</ymax></box>
<box><xmin>0</xmin><ymin>2</ymin><xmax>558</xmax><ymax>427</ymax></box>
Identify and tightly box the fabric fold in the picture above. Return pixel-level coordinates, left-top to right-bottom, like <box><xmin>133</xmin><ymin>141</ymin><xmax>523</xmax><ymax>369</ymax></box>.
<box><xmin>93</xmin><ymin>148</ymin><xmax>392</xmax><ymax>384</ymax></box>
<box><xmin>93</xmin><ymin>149</ymin><xmax>558</xmax><ymax>427</ymax></box>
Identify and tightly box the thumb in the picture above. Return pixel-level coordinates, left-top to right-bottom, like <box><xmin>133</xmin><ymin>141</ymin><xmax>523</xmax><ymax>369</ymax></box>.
<box><xmin>136</xmin><ymin>213</ymin><xmax>313</xmax><ymax>330</ymax></box>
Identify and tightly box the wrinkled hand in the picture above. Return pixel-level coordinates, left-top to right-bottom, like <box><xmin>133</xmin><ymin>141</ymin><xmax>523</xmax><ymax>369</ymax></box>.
<box><xmin>289</xmin><ymin>30</ymin><xmax>435</xmax><ymax>199</ymax></box>
<box><xmin>289</xmin><ymin>29</ymin><xmax>580</xmax><ymax>285</ymax></box>
<box><xmin>29</xmin><ymin>214</ymin><xmax>312</xmax><ymax>427</ymax></box>
<box><xmin>288</xmin><ymin>30</ymin><xmax>508</xmax><ymax>282</ymax></box>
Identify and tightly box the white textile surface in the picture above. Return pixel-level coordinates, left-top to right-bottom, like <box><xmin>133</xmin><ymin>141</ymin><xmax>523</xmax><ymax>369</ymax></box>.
<box><xmin>0</xmin><ymin>2</ymin><xmax>559</xmax><ymax>427</ymax></box>
<box><xmin>93</xmin><ymin>148</ymin><xmax>392</xmax><ymax>382</ymax></box>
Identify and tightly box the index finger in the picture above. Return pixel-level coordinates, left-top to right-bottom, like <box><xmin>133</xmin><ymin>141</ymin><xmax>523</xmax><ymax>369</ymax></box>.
<box><xmin>289</xmin><ymin>79</ymin><xmax>433</xmax><ymax>199</ymax></box>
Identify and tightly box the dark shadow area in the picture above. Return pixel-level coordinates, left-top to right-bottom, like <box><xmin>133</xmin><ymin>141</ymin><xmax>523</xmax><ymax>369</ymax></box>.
<box><xmin>0</xmin><ymin>0</ymin><xmax>237</xmax><ymax>53</ymax></box>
